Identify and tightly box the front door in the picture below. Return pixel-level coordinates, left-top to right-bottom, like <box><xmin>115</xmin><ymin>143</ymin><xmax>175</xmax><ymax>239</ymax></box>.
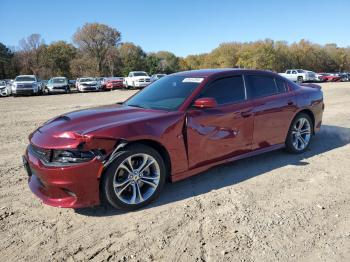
<box><xmin>186</xmin><ymin>75</ymin><xmax>254</xmax><ymax>169</ymax></box>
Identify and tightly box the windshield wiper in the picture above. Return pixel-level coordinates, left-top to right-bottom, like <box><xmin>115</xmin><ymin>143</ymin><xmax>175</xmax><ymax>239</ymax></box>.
<box><xmin>127</xmin><ymin>104</ymin><xmax>146</xmax><ymax>109</ymax></box>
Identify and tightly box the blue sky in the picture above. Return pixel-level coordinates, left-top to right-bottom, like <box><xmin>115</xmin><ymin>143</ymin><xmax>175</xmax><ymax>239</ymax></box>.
<box><xmin>1</xmin><ymin>0</ymin><xmax>349</xmax><ymax>57</ymax></box>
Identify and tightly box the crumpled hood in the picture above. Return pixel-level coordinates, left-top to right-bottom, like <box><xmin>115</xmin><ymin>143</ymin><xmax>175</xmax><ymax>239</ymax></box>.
<box><xmin>30</xmin><ymin>104</ymin><xmax>168</xmax><ymax>148</ymax></box>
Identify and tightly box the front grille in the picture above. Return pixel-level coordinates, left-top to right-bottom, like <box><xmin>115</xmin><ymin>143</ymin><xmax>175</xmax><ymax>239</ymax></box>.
<box><xmin>29</xmin><ymin>144</ymin><xmax>51</xmax><ymax>162</ymax></box>
<box><xmin>17</xmin><ymin>84</ymin><xmax>33</xmax><ymax>88</ymax></box>
<box><xmin>15</xmin><ymin>89</ymin><xmax>34</xmax><ymax>94</ymax></box>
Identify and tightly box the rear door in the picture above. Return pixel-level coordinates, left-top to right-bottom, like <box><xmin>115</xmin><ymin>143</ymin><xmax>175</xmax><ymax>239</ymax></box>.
<box><xmin>186</xmin><ymin>75</ymin><xmax>254</xmax><ymax>168</ymax></box>
<box><xmin>245</xmin><ymin>75</ymin><xmax>297</xmax><ymax>150</ymax></box>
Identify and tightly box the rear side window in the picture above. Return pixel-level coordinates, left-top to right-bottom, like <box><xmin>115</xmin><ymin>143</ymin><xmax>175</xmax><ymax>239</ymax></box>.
<box><xmin>246</xmin><ymin>75</ymin><xmax>278</xmax><ymax>98</ymax></box>
<box><xmin>199</xmin><ymin>76</ymin><xmax>245</xmax><ymax>105</ymax></box>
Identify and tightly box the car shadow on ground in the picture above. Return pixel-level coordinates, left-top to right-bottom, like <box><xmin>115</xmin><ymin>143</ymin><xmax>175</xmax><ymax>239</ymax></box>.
<box><xmin>75</xmin><ymin>124</ymin><xmax>350</xmax><ymax>217</ymax></box>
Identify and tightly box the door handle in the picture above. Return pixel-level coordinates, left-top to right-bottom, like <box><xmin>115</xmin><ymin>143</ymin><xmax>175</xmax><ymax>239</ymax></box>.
<box><xmin>287</xmin><ymin>101</ymin><xmax>294</xmax><ymax>106</ymax></box>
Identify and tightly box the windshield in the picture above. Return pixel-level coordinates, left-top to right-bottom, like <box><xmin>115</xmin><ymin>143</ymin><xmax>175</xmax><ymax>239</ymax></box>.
<box><xmin>51</xmin><ymin>78</ymin><xmax>67</xmax><ymax>84</ymax></box>
<box><xmin>125</xmin><ymin>76</ymin><xmax>203</xmax><ymax>111</ymax></box>
<box><xmin>296</xmin><ymin>70</ymin><xmax>304</xmax><ymax>73</ymax></box>
<box><xmin>80</xmin><ymin>78</ymin><xmax>95</xmax><ymax>82</ymax></box>
<box><xmin>15</xmin><ymin>76</ymin><xmax>36</xmax><ymax>82</ymax></box>
<box><xmin>133</xmin><ymin>72</ymin><xmax>148</xmax><ymax>77</ymax></box>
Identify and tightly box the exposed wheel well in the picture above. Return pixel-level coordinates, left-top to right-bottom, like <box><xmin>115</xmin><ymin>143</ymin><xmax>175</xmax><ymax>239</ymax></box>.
<box><xmin>127</xmin><ymin>139</ymin><xmax>172</xmax><ymax>179</ymax></box>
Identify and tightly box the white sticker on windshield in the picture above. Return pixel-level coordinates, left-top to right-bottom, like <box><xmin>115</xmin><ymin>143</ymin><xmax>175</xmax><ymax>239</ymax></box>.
<box><xmin>182</xmin><ymin>78</ymin><xmax>204</xmax><ymax>83</ymax></box>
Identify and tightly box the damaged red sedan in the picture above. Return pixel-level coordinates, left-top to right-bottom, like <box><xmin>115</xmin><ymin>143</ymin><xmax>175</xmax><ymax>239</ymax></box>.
<box><xmin>23</xmin><ymin>69</ymin><xmax>324</xmax><ymax>210</ymax></box>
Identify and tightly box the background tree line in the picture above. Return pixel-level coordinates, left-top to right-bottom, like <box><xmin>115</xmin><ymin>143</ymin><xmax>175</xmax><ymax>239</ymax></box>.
<box><xmin>1</xmin><ymin>23</ymin><xmax>350</xmax><ymax>80</ymax></box>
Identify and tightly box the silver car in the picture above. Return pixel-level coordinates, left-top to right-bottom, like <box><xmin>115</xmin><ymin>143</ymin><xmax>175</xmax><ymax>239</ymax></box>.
<box><xmin>46</xmin><ymin>77</ymin><xmax>70</xmax><ymax>94</ymax></box>
<box><xmin>77</xmin><ymin>77</ymin><xmax>100</xmax><ymax>92</ymax></box>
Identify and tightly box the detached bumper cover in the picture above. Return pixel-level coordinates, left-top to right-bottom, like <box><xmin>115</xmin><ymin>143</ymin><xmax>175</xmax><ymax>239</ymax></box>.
<box><xmin>25</xmin><ymin>148</ymin><xmax>103</xmax><ymax>208</ymax></box>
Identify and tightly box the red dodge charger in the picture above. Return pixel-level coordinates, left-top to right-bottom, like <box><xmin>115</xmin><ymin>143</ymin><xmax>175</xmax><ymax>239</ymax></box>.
<box><xmin>23</xmin><ymin>69</ymin><xmax>324</xmax><ymax>210</ymax></box>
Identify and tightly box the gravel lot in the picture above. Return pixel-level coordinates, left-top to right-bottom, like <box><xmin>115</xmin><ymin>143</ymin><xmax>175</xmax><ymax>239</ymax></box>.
<box><xmin>0</xmin><ymin>83</ymin><xmax>349</xmax><ymax>261</ymax></box>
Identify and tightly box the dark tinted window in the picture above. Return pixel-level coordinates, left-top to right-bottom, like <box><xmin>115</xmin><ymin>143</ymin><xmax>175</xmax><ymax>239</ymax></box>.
<box><xmin>246</xmin><ymin>75</ymin><xmax>278</xmax><ymax>98</ymax></box>
<box><xmin>199</xmin><ymin>76</ymin><xmax>245</xmax><ymax>105</ymax></box>
<box><xmin>275</xmin><ymin>78</ymin><xmax>287</xmax><ymax>93</ymax></box>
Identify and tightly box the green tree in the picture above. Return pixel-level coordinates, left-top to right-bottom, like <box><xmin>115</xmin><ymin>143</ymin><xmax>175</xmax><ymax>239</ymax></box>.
<box><xmin>0</xmin><ymin>43</ymin><xmax>15</xmax><ymax>78</ymax></box>
<box><xmin>145</xmin><ymin>53</ymin><xmax>161</xmax><ymax>75</ymax></box>
<box><xmin>117</xmin><ymin>42</ymin><xmax>146</xmax><ymax>76</ymax></box>
<box><xmin>155</xmin><ymin>51</ymin><xmax>180</xmax><ymax>73</ymax></box>
<box><xmin>73</xmin><ymin>23</ymin><xmax>121</xmax><ymax>75</ymax></box>
<box><xmin>41</xmin><ymin>41</ymin><xmax>77</xmax><ymax>78</ymax></box>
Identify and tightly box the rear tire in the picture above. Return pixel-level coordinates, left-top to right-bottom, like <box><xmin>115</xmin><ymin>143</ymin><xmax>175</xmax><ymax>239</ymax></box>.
<box><xmin>101</xmin><ymin>144</ymin><xmax>166</xmax><ymax>211</ymax></box>
<box><xmin>285</xmin><ymin>113</ymin><xmax>313</xmax><ymax>154</ymax></box>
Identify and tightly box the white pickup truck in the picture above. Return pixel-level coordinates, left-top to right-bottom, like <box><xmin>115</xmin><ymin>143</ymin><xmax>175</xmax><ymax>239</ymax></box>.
<box><xmin>124</xmin><ymin>71</ymin><xmax>151</xmax><ymax>89</ymax></box>
<box><xmin>279</xmin><ymin>69</ymin><xmax>316</xmax><ymax>83</ymax></box>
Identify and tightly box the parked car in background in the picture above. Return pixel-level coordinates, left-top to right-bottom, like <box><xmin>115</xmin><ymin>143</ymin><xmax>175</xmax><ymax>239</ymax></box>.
<box><xmin>0</xmin><ymin>80</ymin><xmax>12</xmax><ymax>97</ymax></box>
<box><xmin>315</xmin><ymin>73</ymin><xmax>327</xmax><ymax>82</ymax></box>
<box><xmin>68</xmin><ymin>80</ymin><xmax>76</xmax><ymax>88</ymax></box>
<box><xmin>150</xmin><ymin>74</ymin><xmax>166</xmax><ymax>82</ymax></box>
<box><xmin>12</xmin><ymin>75</ymin><xmax>44</xmax><ymax>96</ymax></box>
<box><xmin>124</xmin><ymin>71</ymin><xmax>151</xmax><ymax>89</ymax></box>
<box><xmin>279</xmin><ymin>69</ymin><xmax>316</xmax><ymax>83</ymax></box>
<box><xmin>46</xmin><ymin>77</ymin><xmax>70</xmax><ymax>94</ymax></box>
<box><xmin>99</xmin><ymin>78</ymin><xmax>108</xmax><ymax>90</ymax></box>
<box><xmin>75</xmin><ymin>78</ymin><xmax>81</xmax><ymax>89</ymax></box>
<box><xmin>317</xmin><ymin>73</ymin><xmax>341</xmax><ymax>82</ymax></box>
<box><xmin>104</xmin><ymin>77</ymin><xmax>124</xmax><ymax>90</ymax></box>
<box><xmin>334</xmin><ymin>72</ymin><xmax>349</xmax><ymax>82</ymax></box>
<box><xmin>24</xmin><ymin>69</ymin><xmax>324</xmax><ymax>210</ymax></box>
<box><xmin>76</xmin><ymin>77</ymin><xmax>100</xmax><ymax>92</ymax></box>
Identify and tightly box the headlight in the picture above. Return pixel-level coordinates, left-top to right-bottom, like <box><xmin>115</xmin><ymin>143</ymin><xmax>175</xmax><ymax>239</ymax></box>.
<box><xmin>52</xmin><ymin>149</ymin><xmax>96</xmax><ymax>164</ymax></box>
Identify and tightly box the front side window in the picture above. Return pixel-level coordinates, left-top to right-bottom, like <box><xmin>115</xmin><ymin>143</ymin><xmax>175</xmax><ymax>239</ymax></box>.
<box><xmin>246</xmin><ymin>75</ymin><xmax>278</xmax><ymax>98</ymax></box>
<box><xmin>199</xmin><ymin>76</ymin><xmax>245</xmax><ymax>105</ymax></box>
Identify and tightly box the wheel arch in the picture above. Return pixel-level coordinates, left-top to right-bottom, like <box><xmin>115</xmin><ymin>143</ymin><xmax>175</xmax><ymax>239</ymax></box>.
<box><xmin>128</xmin><ymin>139</ymin><xmax>172</xmax><ymax>179</ymax></box>
<box><xmin>289</xmin><ymin>108</ymin><xmax>316</xmax><ymax>135</ymax></box>
<box><xmin>101</xmin><ymin>138</ymin><xmax>172</xmax><ymax>179</ymax></box>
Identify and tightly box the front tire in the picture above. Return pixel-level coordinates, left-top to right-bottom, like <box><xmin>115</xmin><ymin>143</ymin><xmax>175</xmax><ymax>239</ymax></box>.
<box><xmin>285</xmin><ymin>113</ymin><xmax>313</xmax><ymax>154</ymax></box>
<box><xmin>102</xmin><ymin>144</ymin><xmax>166</xmax><ymax>211</ymax></box>
<box><xmin>297</xmin><ymin>76</ymin><xmax>303</xmax><ymax>84</ymax></box>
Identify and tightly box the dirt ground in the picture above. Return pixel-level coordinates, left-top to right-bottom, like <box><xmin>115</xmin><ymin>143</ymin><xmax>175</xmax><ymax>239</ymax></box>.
<box><xmin>0</xmin><ymin>82</ymin><xmax>349</xmax><ymax>262</ymax></box>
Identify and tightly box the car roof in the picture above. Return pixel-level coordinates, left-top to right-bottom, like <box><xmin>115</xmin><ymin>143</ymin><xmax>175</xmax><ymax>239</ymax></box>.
<box><xmin>16</xmin><ymin>75</ymin><xmax>36</xmax><ymax>77</ymax></box>
<box><xmin>172</xmin><ymin>68</ymin><xmax>278</xmax><ymax>78</ymax></box>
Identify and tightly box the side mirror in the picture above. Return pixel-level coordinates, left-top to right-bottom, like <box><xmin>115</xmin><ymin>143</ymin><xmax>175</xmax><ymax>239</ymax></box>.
<box><xmin>193</xmin><ymin>97</ymin><xmax>217</xmax><ymax>109</ymax></box>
